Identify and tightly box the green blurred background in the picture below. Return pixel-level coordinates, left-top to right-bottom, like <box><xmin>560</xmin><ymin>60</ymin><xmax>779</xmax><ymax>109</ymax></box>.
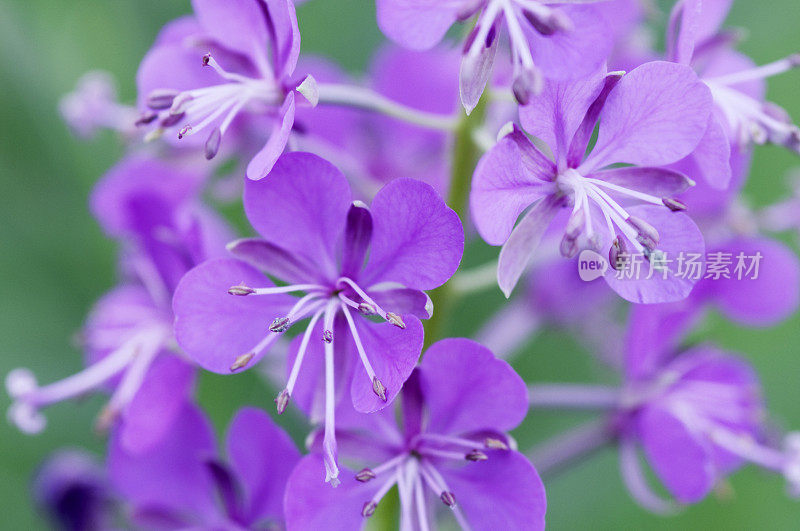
<box><xmin>1</xmin><ymin>0</ymin><xmax>798</xmax><ymax>528</ymax></box>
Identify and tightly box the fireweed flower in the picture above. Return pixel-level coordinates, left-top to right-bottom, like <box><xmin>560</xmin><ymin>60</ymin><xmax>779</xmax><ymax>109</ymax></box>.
<box><xmin>173</xmin><ymin>152</ymin><xmax>464</xmax><ymax>485</ymax></box>
<box><xmin>376</xmin><ymin>0</ymin><xmax>615</xmax><ymax>113</ymax></box>
<box><xmin>109</xmin><ymin>405</ymin><xmax>300</xmax><ymax>528</ymax></box>
<box><xmin>665</xmin><ymin>0</ymin><xmax>800</xmax><ymax>188</ymax></box>
<box><xmin>472</xmin><ymin>61</ymin><xmax>712</xmax><ymax>302</ymax></box>
<box><xmin>5</xmin><ymin>157</ymin><xmax>230</xmax><ymax>451</ymax></box>
<box><xmin>136</xmin><ymin>0</ymin><xmax>302</xmax><ymax>179</ymax></box>
<box><xmin>285</xmin><ymin>339</ymin><xmax>546</xmax><ymax>530</ymax></box>
<box><xmin>34</xmin><ymin>450</ymin><xmax>112</xmax><ymax>531</ymax></box>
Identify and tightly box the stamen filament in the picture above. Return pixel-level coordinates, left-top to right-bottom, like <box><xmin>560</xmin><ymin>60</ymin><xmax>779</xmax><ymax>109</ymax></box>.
<box><xmin>322</xmin><ymin>300</ymin><xmax>340</xmax><ymax>486</ymax></box>
<box><xmin>705</xmin><ymin>54</ymin><xmax>800</xmax><ymax>86</ymax></box>
<box><xmin>339</xmin><ymin>304</ymin><xmax>380</xmax><ymax>388</ymax></box>
<box><xmin>586</xmin><ymin>178</ymin><xmax>666</xmax><ymax>205</ymax></box>
<box><xmin>285</xmin><ymin>310</ymin><xmax>325</xmax><ymax>395</ymax></box>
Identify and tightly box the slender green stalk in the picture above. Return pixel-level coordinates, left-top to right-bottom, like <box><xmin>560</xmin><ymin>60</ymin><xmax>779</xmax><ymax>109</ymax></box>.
<box><xmin>424</xmin><ymin>97</ymin><xmax>488</xmax><ymax>348</ymax></box>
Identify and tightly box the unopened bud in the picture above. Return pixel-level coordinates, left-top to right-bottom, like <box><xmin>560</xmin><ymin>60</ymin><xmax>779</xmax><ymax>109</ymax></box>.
<box><xmin>274</xmin><ymin>389</ymin><xmax>290</xmax><ymax>414</ymax></box>
<box><xmin>355</xmin><ymin>468</ymin><xmax>376</xmax><ymax>482</ymax></box>
<box><xmin>440</xmin><ymin>491</ymin><xmax>457</xmax><ymax>507</ymax></box>
<box><xmin>465</xmin><ymin>449</ymin><xmax>488</xmax><ymax>462</ymax></box>
<box><xmin>362</xmin><ymin>501</ymin><xmax>377</xmax><ymax>518</ymax></box>
<box><xmin>228</xmin><ymin>284</ymin><xmax>255</xmax><ymax>296</ymax></box>
<box><xmin>485</xmin><ymin>437</ymin><xmax>508</xmax><ymax>450</ymax></box>
<box><xmin>662</xmin><ymin>197</ymin><xmax>687</xmax><ymax>212</ymax></box>
<box><xmin>205</xmin><ymin>128</ymin><xmax>222</xmax><ymax>160</ymax></box>
<box><xmin>230</xmin><ymin>352</ymin><xmax>254</xmax><ymax>372</ymax></box>
<box><xmin>386</xmin><ymin>312</ymin><xmax>406</xmax><ymax>329</ymax></box>
<box><xmin>358</xmin><ymin>302</ymin><xmax>376</xmax><ymax>316</ymax></box>
<box><xmin>372</xmin><ymin>377</ymin><xmax>387</xmax><ymax>402</ymax></box>
<box><xmin>269</xmin><ymin>317</ymin><xmax>291</xmax><ymax>333</ymax></box>
<box><xmin>322</xmin><ymin>330</ymin><xmax>333</xmax><ymax>343</ymax></box>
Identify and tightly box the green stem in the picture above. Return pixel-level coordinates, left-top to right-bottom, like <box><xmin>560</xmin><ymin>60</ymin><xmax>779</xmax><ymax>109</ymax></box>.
<box><xmin>424</xmin><ymin>97</ymin><xmax>487</xmax><ymax>348</ymax></box>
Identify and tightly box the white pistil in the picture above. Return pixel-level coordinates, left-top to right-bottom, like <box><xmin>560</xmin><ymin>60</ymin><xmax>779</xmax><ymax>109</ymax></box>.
<box><xmin>417</xmin><ymin>448</ymin><xmax>469</xmax><ymax>461</ymax></box>
<box><xmin>245</xmin><ymin>283</ymin><xmax>325</xmax><ymax>296</ymax></box>
<box><xmin>322</xmin><ymin>300</ymin><xmax>340</xmax><ymax>486</ymax></box>
<box><xmin>414</xmin><ymin>432</ymin><xmax>486</xmax><ymax>450</ymax></box>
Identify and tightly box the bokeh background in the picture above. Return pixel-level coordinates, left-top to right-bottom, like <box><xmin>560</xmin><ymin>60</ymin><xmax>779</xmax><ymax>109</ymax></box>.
<box><xmin>1</xmin><ymin>0</ymin><xmax>799</xmax><ymax>528</ymax></box>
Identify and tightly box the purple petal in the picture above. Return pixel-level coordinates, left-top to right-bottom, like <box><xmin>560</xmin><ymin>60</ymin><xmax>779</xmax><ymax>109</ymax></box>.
<box><xmin>585</xmin><ymin>61</ymin><xmax>712</xmax><ymax>172</ymax></box>
<box><xmin>118</xmin><ymin>355</ymin><xmax>195</xmax><ymax>454</ymax></box>
<box><xmin>226</xmin><ymin>238</ymin><xmax>319</xmax><ymax>285</ymax></box>
<box><xmin>440</xmin><ymin>450</ymin><xmax>546</xmax><ymax>531</ymax></box>
<box><xmin>497</xmin><ymin>196</ymin><xmax>561</xmax><ymax>298</ymax></box>
<box><xmin>244</xmin><ymin>152</ymin><xmax>352</xmax><ymax>281</ymax></box>
<box><xmin>637</xmin><ymin>405</ymin><xmax>715</xmax><ymax>503</ymax></box>
<box><xmin>173</xmin><ymin>258</ymin><xmax>293</xmax><ymax>373</ymax></box>
<box><xmin>459</xmin><ymin>28</ymin><xmax>499</xmax><ymax>115</ymax></box>
<box><xmin>590</xmin><ymin>166</ymin><xmax>695</xmax><ymax>198</ymax></box>
<box><xmin>471</xmin><ymin>129</ymin><xmax>556</xmax><ymax>246</ymax></box>
<box><xmin>567</xmin><ymin>71</ymin><xmax>624</xmax><ymax>167</ymax></box>
<box><xmin>192</xmin><ymin>0</ymin><xmax>271</xmax><ymax>74</ymax></box>
<box><xmin>670</xmin><ymin>114</ymin><xmax>731</xmax><ymax>189</ymax></box>
<box><xmin>604</xmin><ymin>204</ymin><xmax>706</xmax><ymax>304</ymax></box>
<box><xmin>519</xmin><ymin>68</ymin><xmax>606</xmax><ymax>160</ymax></box>
<box><xmin>368</xmin><ymin>286</ymin><xmax>432</xmax><ymax>320</ymax></box>
<box><xmin>341</xmin><ymin>202</ymin><xmax>373</xmax><ymax>280</ymax></box>
<box><xmin>108</xmin><ymin>403</ymin><xmax>219</xmax><ymax>522</ymax></box>
<box><xmin>265</xmin><ymin>0</ymin><xmax>301</xmax><ymax>78</ymax></box>
<box><xmin>284</xmin><ymin>456</ymin><xmax>381</xmax><ymax>531</ymax></box>
<box><xmin>704</xmin><ymin>237</ymin><xmax>800</xmax><ymax>326</ymax></box>
<box><xmin>666</xmin><ymin>0</ymin><xmax>702</xmax><ymax>64</ymax></box>
<box><xmin>349</xmin><ymin>316</ymin><xmax>423</xmax><ymax>413</ymax></box>
<box><xmin>419</xmin><ymin>339</ymin><xmax>528</xmax><ymax>436</ymax></box>
<box><xmin>245</xmin><ymin>91</ymin><xmax>296</xmax><ymax>181</ymax></box>
<box><xmin>526</xmin><ymin>4</ymin><xmax>612</xmax><ymax>81</ymax></box>
<box><xmin>226</xmin><ymin>407</ymin><xmax>301</xmax><ymax>523</ymax></box>
<box><xmin>376</xmin><ymin>0</ymin><xmax>463</xmax><ymax>51</ymax></box>
<box><xmin>362</xmin><ymin>178</ymin><xmax>463</xmax><ymax>291</ymax></box>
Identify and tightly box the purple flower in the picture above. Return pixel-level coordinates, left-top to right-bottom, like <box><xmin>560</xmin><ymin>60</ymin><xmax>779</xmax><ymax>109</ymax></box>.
<box><xmin>666</xmin><ymin>0</ymin><xmax>800</xmax><ymax>188</ymax></box>
<box><xmin>284</xmin><ymin>338</ymin><xmax>546</xmax><ymax>530</ymax></box>
<box><xmin>136</xmin><ymin>0</ymin><xmax>302</xmax><ymax>179</ymax></box>
<box><xmin>471</xmin><ymin>61</ymin><xmax>712</xmax><ymax>303</ymax></box>
<box><xmin>376</xmin><ymin>0</ymin><xmax>616</xmax><ymax>113</ymax></box>
<box><xmin>108</xmin><ymin>404</ymin><xmax>300</xmax><ymax>528</ymax></box>
<box><xmin>60</xmin><ymin>71</ymin><xmax>139</xmax><ymax>139</ymax></box>
<box><xmin>173</xmin><ymin>152</ymin><xmax>464</xmax><ymax>484</ymax></box>
<box><xmin>5</xmin><ymin>157</ymin><xmax>230</xmax><ymax>452</ymax></box>
<box><xmin>34</xmin><ymin>450</ymin><xmax>111</xmax><ymax>531</ymax></box>
<box><xmin>615</xmin><ymin>304</ymin><xmax>800</xmax><ymax>510</ymax></box>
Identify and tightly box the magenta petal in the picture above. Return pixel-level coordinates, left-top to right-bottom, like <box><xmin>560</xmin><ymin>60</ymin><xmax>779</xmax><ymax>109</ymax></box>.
<box><xmin>226</xmin><ymin>407</ymin><xmax>301</xmax><ymax>523</ymax></box>
<box><xmin>419</xmin><ymin>339</ymin><xmax>528</xmax><ymax>436</ymax></box>
<box><xmin>707</xmin><ymin>237</ymin><xmax>800</xmax><ymax>326</ymax></box>
<box><xmin>666</xmin><ymin>0</ymin><xmax>702</xmax><ymax>64</ymax></box>
<box><xmin>362</xmin><ymin>178</ymin><xmax>463</xmax><ymax>291</ymax></box>
<box><xmin>349</xmin><ymin>316</ymin><xmax>423</xmax><ymax>413</ymax></box>
<box><xmin>108</xmin><ymin>403</ymin><xmax>219</xmax><ymax>522</ymax></box>
<box><xmin>265</xmin><ymin>0</ymin><xmax>301</xmax><ymax>78</ymax></box>
<box><xmin>284</xmin><ymin>455</ymin><xmax>380</xmax><ymax>531</ymax></box>
<box><xmin>604</xmin><ymin>205</ymin><xmax>706</xmax><ymax>304</ymax></box>
<box><xmin>136</xmin><ymin>44</ymin><xmax>218</xmax><ymax>110</ymax></box>
<box><xmin>591</xmin><ymin>166</ymin><xmax>695</xmax><ymax>198</ymax></box>
<box><xmin>673</xmin><ymin>114</ymin><xmax>732</xmax><ymax>189</ymax></box>
<box><xmin>173</xmin><ymin>258</ymin><xmax>293</xmax><ymax>373</ymax></box>
<box><xmin>244</xmin><ymin>152</ymin><xmax>352</xmax><ymax>281</ymax></box>
<box><xmin>376</xmin><ymin>0</ymin><xmax>462</xmax><ymax>51</ymax></box>
<box><xmin>471</xmin><ymin>129</ymin><xmax>556</xmax><ymax>246</ymax></box>
<box><xmin>192</xmin><ymin>0</ymin><xmax>270</xmax><ymax>74</ymax></box>
<box><xmin>341</xmin><ymin>202</ymin><xmax>373</xmax><ymax>279</ymax></box>
<box><xmin>226</xmin><ymin>238</ymin><xmax>319</xmax><ymax>285</ymax></box>
<box><xmin>118</xmin><ymin>355</ymin><xmax>195</xmax><ymax>454</ymax></box>
<box><xmin>637</xmin><ymin>406</ymin><xmax>715</xmax><ymax>503</ymax></box>
<box><xmin>519</xmin><ymin>68</ymin><xmax>606</xmax><ymax>159</ymax></box>
<box><xmin>440</xmin><ymin>450</ymin><xmax>546</xmax><ymax>531</ymax></box>
<box><xmin>245</xmin><ymin>91</ymin><xmax>296</xmax><ymax>181</ymax></box>
<box><xmin>586</xmin><ymin>61</ymin><xmax>712</xmax><ymax>171</ymax></box>
<box><xmin>369</xmin><ymin>287</ymin><xmax>432</xmax><ymax>319</ymax></box>
<box><xmin>497</xmin><ymin>196</ymin><xmax>561</xmax><ymax>298</ymax></box>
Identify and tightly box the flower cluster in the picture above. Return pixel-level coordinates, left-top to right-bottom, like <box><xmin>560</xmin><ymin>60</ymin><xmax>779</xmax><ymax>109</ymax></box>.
<box><xmin>9</xmin><ymin>0</ymin><xmax>800</xmax><ymax>529</ymax></box>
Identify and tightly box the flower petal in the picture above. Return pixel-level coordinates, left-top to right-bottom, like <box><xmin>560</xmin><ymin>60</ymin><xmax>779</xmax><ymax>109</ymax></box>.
<box><xmin>173</xmin><ymin>258</ymin><xmax>293</xmax><ymax>373</ymax></box>
<box><xmin>590</xmin><ymin>166</ymin><xmax>695</xmax><ymax>198</ymax></box>
<box><xmin>341</xmin><ymin>202</ymin><xmax>373</xmax><ymax>280</ymax></box>
<box><xmin>471</xmin><ymin>129</ymin><xmax>556</xmax><ymax>246</ymax></box>
<box><xmin>362</xmin><ymin>178</ymin><xmax>463</xmax><ymax>291</ymax></box>
<box><xmin>440</xmin><ymin>450</ymin><xmax>546</xmax><ymax>531</ymax></box>
<box><xmin>369</xmin><ymin>286</ymin><xmax>432</xmax><ymax>319</ymax></box>
<box><xmin>226</xmin><ymin>407</ymin><xmax>301</xmax><ymax>523</ymax></box>
<box><xmin>497</xmin><ymin>196</ymin><xmax>562</xmax><ymax>298</ymax></box>
<box><xmin>226</xmin><ymin>238</ymin><xmax>319</xmax><ymax>285</ymax></box>
<box><xmin>376</xmin><ymin>0</ymin><xmax>462</xmax><ymax>51</ymax></box>
<box><xmin>585</xmin><ymin>61</ymin><xmax>712</xmax><ymax>171</ymax></box>
<box><xmin>419</xmin><ymin>338</ymin><xmax>528</xmax><ymax>436</ymax></box>
<box><xmin>245</xmin><ymin>91</ymin><xmax>296</xmax><ymax>181</ymax></box>
<box><xmin>669</xmin><ymin>114</ymin><xmax>731</xmax><ymax>189</ymax></box>
<box><xmin>349</xmin><ymin>316</ymin><xmax>423</xmax><ymax>413</ymax></box>
<box><xmin>192</xmin><ymin>0</ymin><xmax>271</xmax><ymax>74</ymax></box>
<box><xmin>244</xmin><ymin>152</ymin><xmax>352</xmax><ymax>281</ymax></box>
